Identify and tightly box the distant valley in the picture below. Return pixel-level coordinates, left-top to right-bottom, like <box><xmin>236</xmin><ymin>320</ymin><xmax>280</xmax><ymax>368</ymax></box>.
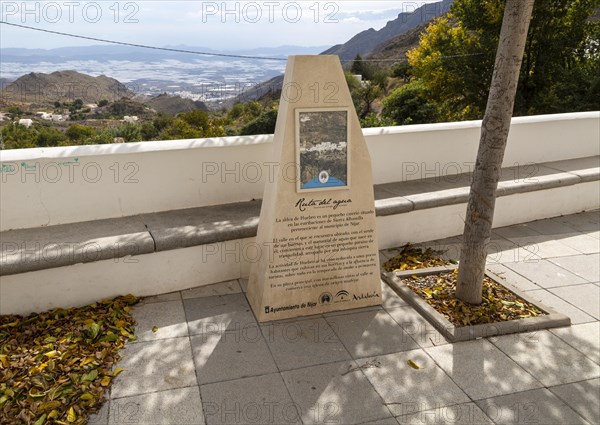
<box><xmin>0</xmin><ymin>44</ymin><xmax>325</xmax><ymax>105</ymax></box>
<box><xmin>1</xmin><ymin>0</ymin><xmax>452</xmax><ymax>106</ymax></box>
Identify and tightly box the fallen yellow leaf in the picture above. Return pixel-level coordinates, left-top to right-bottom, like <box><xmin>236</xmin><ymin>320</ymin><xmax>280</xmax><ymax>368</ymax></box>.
<box><xmin>67</xmin><ymin>406</ymin><xmax>76</xmax><ymax>422</ymax></box>
<box><xmin>407</xmin><ymin>360</ymin><xmax>420</xmax><ymax>370</ymax></box>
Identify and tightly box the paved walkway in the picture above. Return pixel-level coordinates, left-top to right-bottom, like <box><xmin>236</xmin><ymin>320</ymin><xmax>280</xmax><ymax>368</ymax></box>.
<box><xmin>90</xmin><ymin>211</ymin><xmax>599</xmax><ymax>425</ymax></box>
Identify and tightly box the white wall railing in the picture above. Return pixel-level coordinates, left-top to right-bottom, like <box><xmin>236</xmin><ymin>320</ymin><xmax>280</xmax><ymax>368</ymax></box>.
<box><xmin>1</xmin><ymin>111</ymin><xmax>598</xmax><ymax>232</ymax></box>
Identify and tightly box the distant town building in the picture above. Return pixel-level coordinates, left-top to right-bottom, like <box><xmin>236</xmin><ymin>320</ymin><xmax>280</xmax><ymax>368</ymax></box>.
<box><xmin>51</xmin><ymin>115</ymin><xmax>65</xmax><ymax>122</ymax></box>
<box><xmin>18</xmin><ymin>118</ymin><xmax>33</xmax><ymax>128</ymax></box>
<box><xmin>123</xmin><ymin>116</ymin><xmax>138</xmax><ymax>123</ymax></box>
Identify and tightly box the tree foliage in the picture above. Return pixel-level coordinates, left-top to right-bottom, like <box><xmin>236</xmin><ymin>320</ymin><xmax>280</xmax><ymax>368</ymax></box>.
<box><xmin>159</xmin><ymin>109</ymin><xmax>226</xmax><ymax>140</ymax></box>
<box><xmin>382</xmin><ymin>81</ymin><xmax>439</xmax><ymax>125</ymax></box>
<box><xmin>239</xmin><ymin>109</ymin><xmax>278</xmax><ymax>135</ymax></box>
<box><xmin>408</xmin><ymin>0</ymin><xmax>600</xmax><ymax>120</ymax></box>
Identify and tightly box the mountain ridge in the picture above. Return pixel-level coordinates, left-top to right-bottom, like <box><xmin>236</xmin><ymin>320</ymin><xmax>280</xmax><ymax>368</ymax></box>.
<box><xmin>321</xmin><ymin>0</ymin><xmax>453</xmax><ymax>61</ymax></box>
<box><xmin>1</xmin><ymin>70</ymin><xmax>133</xmax><ymax>105</ymax></box>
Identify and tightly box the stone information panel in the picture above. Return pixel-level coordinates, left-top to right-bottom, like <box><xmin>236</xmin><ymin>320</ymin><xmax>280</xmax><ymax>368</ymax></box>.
<box><xmin>247</xmin><ymin>55</ymin><xmax>382</xmax><ymax>322</ymax></box>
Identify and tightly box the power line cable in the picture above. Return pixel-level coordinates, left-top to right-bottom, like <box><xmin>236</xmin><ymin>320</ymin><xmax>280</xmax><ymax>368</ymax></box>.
<box><xmin>0</xmin><ymin>21</ymin><xmax>288</xmax><ymax>61</ymax></box>
<box><xmin>1</xmin><ymin>20</ymin><xmax>486</xmax><ymax>63</ymax></box>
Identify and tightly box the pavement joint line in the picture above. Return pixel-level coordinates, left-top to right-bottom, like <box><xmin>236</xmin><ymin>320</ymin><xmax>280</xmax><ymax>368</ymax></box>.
<box><xmin>419</xmin><ymin>345</ymin><xmax>475</xmax><ymax>405</ymax></box>
<box><xmin>524</xmin><ymin>287</ymin><xmax>591</xmax><ymax>316</ymax></box>
<box><xmin>484</xmin><ymin>330</ymin><xmax>594</xmax><ymax>388</ymax></box>
<box><xmin>547</xmin><ymin>255</ymin><xmax>600</xmax><ymax>283</ymax></box>
<box><xmin>108</xmin><ymin>384</ymin><xmax>200</xmax><ymax>402</ymax></box>
<box><xmin>180</xmin><ymin>292</ymin><xmax>208</xmax><ymax>425</ymax></box>
<box><xmin>125</xmin><ymin>332</ymin><xmax>190</xmax><ymax>346</ymax></box>
<box><xmin>351</xmin><ymin>358</ymin><xmax>397</xmax><ymax>421</ymax></box>
<box><xmin>543</xmin><ymin>287</ymin><xmax>599</xmax><ymax>319</ymax></box>
<box><xmin>545</xmin><ymin>387</ymin><xmax>600</xmax><ymax>425</ymax></box>
<box><xmin>322</xmin><ymin>308</ymin><xmax>421</xmax><ymax>359</ymax></box>
<box><xmin>475</xmin><ymin>386</ymin><xmax>593</xmax><ymax>425</ymax></box>
<box><xmin>549</xmin><ymin>326</ymin><xmax>600</xmax><ymax>365</ymax></box>
<box><xmin>249</xmin><ymin>302</ymin><xmax>302</xmax><ymax>422</ymax></box>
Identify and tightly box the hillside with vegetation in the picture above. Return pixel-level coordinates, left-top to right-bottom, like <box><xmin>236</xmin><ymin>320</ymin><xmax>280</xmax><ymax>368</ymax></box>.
<box><xmin>322</xmin><ymin>0</ymin><xmax>454</xmax><ymax>61</ymax></box>
<box><xmin>0</xmin><ymin>71</ymin><xmax>133</xmax><ymax>107</ymax></box>
<box><xmin>376</xmin><ymin>0</ymin><xmax>599</xmax><ymax>123</ymax></box>
<box><xmin>1</xmin><ymin>0</ymin><xmax>598</xmax><ymax>150</ymax></box>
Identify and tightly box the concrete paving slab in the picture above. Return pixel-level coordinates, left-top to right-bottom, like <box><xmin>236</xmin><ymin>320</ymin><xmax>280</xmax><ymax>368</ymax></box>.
<box><xmin>359</xmin><ymin>418</ymin><xmax>400</xmax><ymax>425</ymax></box>
<box><xmin>502</xmin><ymin>259</ymin><xmax>587</xmax><ymax>288</ymax></box>
<box><xmin>382</xmin><ymin>281</ymin><xmax>410</xmax><ymax>310</ymax></box>
<box><xmin>526</xmin><ymin>216</ymin><xmax>585</xmax><ymax>235</ymax></box>
<box><xmin>190</xmin><ymin>327</ymin><xmax>278</xmax><ymax>384</ymax></box>
<box><xmin>424</xmin><ymin>339</ymin><xmax>542</xmax><ymax>400</ymax></box>
<box><xmin>550</xmin><ymin>233</ymin><xmax>600</xmax><ymax>254</ymax></box>
<box><xmin>553</xmin><ymin>212</ymin><xmax>600</xmax><ymax>236</ymax></box>
<box><xmin>94</xmin><ymin>211</ymin><xmax>600</xmax><ymax>425</ymax></box>
<box><xmin>183</xmin><ymin>293</ymin><xmax>256</xmax><ymax>336</ymax></box>
<box><xmin>395</xmin><ymin>402</ymin><xmax>494</xmax><ymax>425</ymax></box>
<box><xmin>361</xmin><ymin>350</ymin><xmax>470</xmax><ymax>416</ymax></box>
<box><xmin>485</xmin><ymin>236</ymin><xmax>538</xmax><ymax>265</ymax></box>
<box><xmin>550</xmin><ymin>322</ymin><xmax>600</xmax><ymax>364</ymax></box>
<box><xmin>549</xmin><ymin>378</ymin><xmax>600</xmax><ymax>425</ymax></box>
<box><xmin>526</xmin><ymin>289</ymin><xmax>596</xmax><ymax>324</ymax></box>
<box><xmin>200</xmin><ymin>373</ymin><xmax>301</xmax><ymax>425</ymax></box>
<box><xmin>525</xmin><ymin>219</ymin><xmax>600</xmax><ymax>254</ymax></box>
<box><xmin>325</xmin><ymin>309</ymin><xmax>418</xmax><ymax>359</ymax></box>
<box><xmin>475</xmin><ymin>388</ymin><xmax>589</xmax><ymax>425</ymax></box>
<box><xmin>88</xmin><ymin>401</ymin><xmax>109</xmax><ymax>425</ymax></box>
<box><xmin>282</xmin><ymin>361</ymin><xmax>394</xmax><ymax>425</ymax></box>
<box><xmin>549</xmin><ymin>253</ymin><xmax>600</xmax><ymax>282</ymax></box>
<box><xmin>386</xmin><ymin>306</ymin><xmax>450</xmax><ymax>348</ymax></box>
<box><xmin>181</xmin><ymin>280</ymin><xmax>242</xmax><ymax>300</ymax></box>
<box><xmin>111</xmin><ymin>337</ymin><xmax>196</xmax><ymax>399</ymax></box>
<box><xmin>261</xmin><ymin>317</ymin><xmax>351</xmax><ymax>371</ymax></box>
<box><xmin>490</xmin><ymin>330</ymin><xmax>600</xmax><ymax>386</ymax></box>
<box><xmin>109</xmin><ymin>386</ymin><xmax>205</xmax><ymax>425</ymax></box>
<box><xmin>527</xmin><ymin>215</ymin><xmax>600</xmax><ymax>250</ymax></box>
<box><xmin>549</xmin><ymin>283</ymin><xmax>600</xmax><ymax>319</ymax></box>
<box><xmin>131</xmin><ymin>300</ymin><xmax>188</xmax><ymax>343</ymax></box>
<box><xmin>493</xmin><ymin>224</ymin><xmax>583</xmax><ymax>259</ymax></box>
<box><xmin>485</xmin><ymin>263</ymin><xmax>540</xmax><ymax>291</ymax></box>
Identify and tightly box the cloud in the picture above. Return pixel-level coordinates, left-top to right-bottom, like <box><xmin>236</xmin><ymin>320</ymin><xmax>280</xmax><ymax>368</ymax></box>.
<box><xmin>0</xmin><ymin>0</ymin><xmax>439</xmax><ymax>49</ymax></box>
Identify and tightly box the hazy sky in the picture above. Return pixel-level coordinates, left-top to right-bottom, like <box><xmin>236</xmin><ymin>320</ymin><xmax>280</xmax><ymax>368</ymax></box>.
<box><xmin>1</xmin><ymin>1</ymin><xmax>438</xmax><ymax>50</ymax></box>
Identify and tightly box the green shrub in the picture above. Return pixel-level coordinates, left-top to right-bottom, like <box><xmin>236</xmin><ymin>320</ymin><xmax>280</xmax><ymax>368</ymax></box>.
<box><xmin>382</xmin><ymin>81</ymin><xmax>439</xmax><ymax>125</ymax></box>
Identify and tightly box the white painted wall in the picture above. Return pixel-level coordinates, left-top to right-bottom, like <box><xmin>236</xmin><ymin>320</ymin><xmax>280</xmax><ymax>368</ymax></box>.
<box><xmin>3</xmin><ymin>180</ymin><xmax>597</xmax><ymax>316</ymax></box>
<box><xmin>1</xmin><ymin>112</ymin><xmax>598</xmax><ymax>231</ymax></box>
